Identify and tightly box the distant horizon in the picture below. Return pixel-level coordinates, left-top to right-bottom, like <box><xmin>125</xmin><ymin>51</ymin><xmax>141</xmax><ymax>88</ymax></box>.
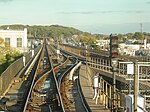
<box><xmin>0</xmin><ymin>23</ymin><xmax>149</xmax><ymax>35</ymax></box>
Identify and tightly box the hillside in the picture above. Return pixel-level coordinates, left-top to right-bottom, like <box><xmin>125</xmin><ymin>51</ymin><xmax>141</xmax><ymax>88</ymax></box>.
<box><xmin>0</xmin><ymin>25</ymin><xmax>83</xmax><ymax>39</ymax></box>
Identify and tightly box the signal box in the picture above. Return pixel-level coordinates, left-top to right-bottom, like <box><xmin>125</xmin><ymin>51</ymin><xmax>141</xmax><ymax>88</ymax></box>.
<box><xmin>109</xmin><ymin>35</ymin><xmax>118</xmax><ymax>58</ymax></box>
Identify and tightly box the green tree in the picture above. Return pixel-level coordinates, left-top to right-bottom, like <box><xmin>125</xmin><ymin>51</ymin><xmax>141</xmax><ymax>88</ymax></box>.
<box><xmin>6</xmin><ymin>54</ymin><xmax>11</xmax><ymax>62</ymax></box>
<box><xmin>133</xmin><ymin>32</ymin><xmax>144</xmax><ymax>40</ymax></box>
<box><xmin>126</xmin><ymin>33</ymin><xmax>134</xmax><ymax>39</ymax></box>
<box><xmin>11</xmin><ymin>51</ymin><xmax>22</xmax><ymax>59</ymax></box>
<box><xmin>118</xmin><ymin>34</ymin><xmax>125</xmax><ymax>41</ymax></box>
<box><xmin>0</xmin><ymin>24</ymin><xmax>83</xmax><ymax>39</ymax></box>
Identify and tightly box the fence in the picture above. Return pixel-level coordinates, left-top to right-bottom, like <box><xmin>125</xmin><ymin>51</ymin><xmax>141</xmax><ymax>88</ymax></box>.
<box><xmin>60</xmin><ymin>44</ymin><xmax>150</xmax><ymax>111</ymax></box>
<box><xmin>0</xmin><ymin>45</ymin><xmax>42</xmax><ymax>96</ymax></box>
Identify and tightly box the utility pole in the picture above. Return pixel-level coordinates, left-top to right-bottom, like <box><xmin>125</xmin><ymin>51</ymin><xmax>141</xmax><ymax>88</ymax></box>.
<box><xmin>140</xmin><ymin>23</ymin><xmax>143</xmax><ymax>33</ymax></box>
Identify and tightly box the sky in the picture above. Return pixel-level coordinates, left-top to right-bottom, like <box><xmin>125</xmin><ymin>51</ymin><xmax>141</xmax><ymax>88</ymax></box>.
<box><xmin>0</xmin><ymin>0</ymin><xmax>150</xmax><ymax>34</ymax></box>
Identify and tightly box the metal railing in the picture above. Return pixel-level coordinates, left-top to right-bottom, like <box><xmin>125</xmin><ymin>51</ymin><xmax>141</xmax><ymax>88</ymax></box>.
<box><xmin>0</xmin><ymin>45</ymin><xmax>42</xmax><ymax>96</ymax></box>
<box><xmin>60</xmin><ymin>44</ymin><xmax>150</xmax><ymax>111</ymax></box>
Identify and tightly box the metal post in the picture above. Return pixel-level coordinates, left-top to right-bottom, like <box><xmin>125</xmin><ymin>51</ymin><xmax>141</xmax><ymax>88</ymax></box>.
<box><xmin>134</xmin><ymin>62</ymin><xmax>138</xmax><ymax>112</ymax></box>
<box><xmin>111</xmin><ymin>59</ymin><xmax>118</xmax><ymax>112</ymax></box>
<box><xmin>112</xmin><ymin>66</ymin><xmax>116</xmax><ymax>111</ymax></box>
<box><xmin>129</xmin><ymin>74</ymin><xmax>131</xmax><ymax>94</ymax></box>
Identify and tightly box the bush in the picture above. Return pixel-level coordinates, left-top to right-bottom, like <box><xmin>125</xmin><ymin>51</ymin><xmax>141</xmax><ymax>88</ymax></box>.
<box><xmin>5</xmin><ymin>54</ymin><xmax>11</xmax><ymax>61</ymax></box>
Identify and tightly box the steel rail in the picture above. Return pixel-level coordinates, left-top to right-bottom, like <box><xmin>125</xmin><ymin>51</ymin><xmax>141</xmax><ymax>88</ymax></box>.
<box><xmin>58</xmin><ymin>57</ymin><xmax>77</xmax><ymax>89</ymax></box>
<box><xmin>46</xmin><ymin>44</ymin><xmax>65</xmax><ymax>112</ymax></box>
<box><xmin>32</xmin><ymin>50</ymin><xmax>69</xmax><ymax>92</ymax></box>
<box><xmin>23</xmin><ymin>44</ymin><xmax>44</xmax><ymax>112</ymax></box>
<box><xmin>57</xmin><ymin>53</ymin><xmax>92</xmax><ymax>112</ymax></box>
<box><xmin>29</xmin><ymin>44</ymin><xmax>69</xmax><ymax>112</ymax></box>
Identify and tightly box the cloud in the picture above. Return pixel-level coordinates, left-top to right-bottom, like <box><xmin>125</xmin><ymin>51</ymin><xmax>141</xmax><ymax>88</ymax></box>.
<box><xmin>0</xmin><ymin>0</ymin><xmax>13</xmax><ymax>3</ymax></box>
<box><xmin>58</xmin><ymin>10</ymin><xmax>144</xmax><ymax>15</ymax></box>
<box><xmin>125</xmin><ymin>10</ymin><xmax>144</xmax><ymax>13</ymax></box>
<box><xmin>58</xmin><ymin>11</ymin><xmax>119</xmax><ymax>14</ymax></box>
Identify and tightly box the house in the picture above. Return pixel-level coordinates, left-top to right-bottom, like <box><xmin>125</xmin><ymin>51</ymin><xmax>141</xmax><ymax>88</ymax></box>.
<box><xmin>0</xmin><ymin>28</ymin><xmax>27</xmax><ymax>52</ymax></box>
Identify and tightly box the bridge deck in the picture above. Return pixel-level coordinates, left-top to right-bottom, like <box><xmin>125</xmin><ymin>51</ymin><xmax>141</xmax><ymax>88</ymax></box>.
<box><xmin>79</xmin><ymin>65</ymin><xmax>110</xmax><ymax>112</ymax></box>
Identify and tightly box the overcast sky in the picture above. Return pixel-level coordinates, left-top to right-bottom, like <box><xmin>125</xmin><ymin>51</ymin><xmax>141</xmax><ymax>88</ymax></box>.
<box><xmin>0</xmin><ymin>0</ymin><xmax>150</xmax><ymax>34</ymax></box>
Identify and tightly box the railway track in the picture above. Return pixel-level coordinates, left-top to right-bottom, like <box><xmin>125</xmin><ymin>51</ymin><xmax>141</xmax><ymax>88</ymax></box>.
<box><xmin>0</xmin><ymin>39</ymin><xmax>65</xmax><ymax>112</ymax></box>
<box><xmin>54</xmin><ymin>49</ymin><xmax>91</xmax><ymax>111</ymax></box>
<box><xmin>59</xmin><ymin>63</ymin><xmax>91</xmax><ymax>112</ymax></box>
<box><xmin>23</xmin><ymin>40</ymin><xmax>67</xmax><ymax>112</ymax></box>
<box><xmin>44</xmin><ymin>43</ymin><xmax>92</xmax><ymax>111</ymax></box>
<box><xmin>24</xmin><ymin>43</ymin><xmax>92</xmax><ymax>112</ymax></box>
<box><xmin>1</xmin><ymin>40</ymin><xmax>112</xmax><ymax>112</ymax></box>
<box><xmin>60</xmin><ymin>44</ymin><xmax>150</xmax><ymax>62</ymax></box>
<box><xmin>0</xmin><ymin>44</ymin><xmax>44</xmax><ymax>112</ymax></box>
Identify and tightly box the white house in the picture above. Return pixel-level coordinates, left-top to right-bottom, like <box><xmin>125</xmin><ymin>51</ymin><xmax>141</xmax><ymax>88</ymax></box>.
<box><xmin>0</xmin><ymin>28</ymin><xmax>27</xmax><ymax>52</ymax></box>
<box><xmin>96</xmin><ymin>39</ymin><xmax>109</xmax><ymax>50</ymax></box>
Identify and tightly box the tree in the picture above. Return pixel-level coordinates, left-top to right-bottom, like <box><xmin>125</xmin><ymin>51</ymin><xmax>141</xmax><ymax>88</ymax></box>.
<box><xmin>11</xmin><ymin>51</ymin><xmax>22</xmax><ymax>59</ymax></box>
<box><xmin>118</xmin><ymin>34</ymin><xmax>125</xmax><ymax>41</ymax></box>
<box><xmin>133</xmin><ymin>32</ymin><xmax>144</xmax><ymax>40</ymax></box>
<box><xmin>5</xmin><ymin>54</ymin><xmax>11</xmax><ymax>62</ymax></box>
<box><xmin>0</xmin><ymin>37</ymin><xmax>4</xmax><ymax>45</ymax></box>
<box><xmin>0</xmin><ymin>24</ymin><xmax>83</xmax><ymax>39</ymax></box>
<box><xmin>126</xmin><ymin>33</ymin><xmax>134</xmax><ymax>39</ymax></box>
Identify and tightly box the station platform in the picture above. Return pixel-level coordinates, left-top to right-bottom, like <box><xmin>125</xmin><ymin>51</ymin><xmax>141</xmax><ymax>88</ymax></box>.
<box><xmin>79</xmin><ymin>65</ymin><xmax>110</xmax><ymax>112</ymax></box>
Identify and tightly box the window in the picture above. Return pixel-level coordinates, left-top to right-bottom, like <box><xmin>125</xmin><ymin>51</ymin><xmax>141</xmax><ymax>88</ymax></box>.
<box><xmin>17</xmin><ymin>38</ymin><xmax>22</xmax><ymax>47</ymax></box>
<box><xmin>5</xmin><ymin>38</ymin><xmax>10</xmax><ymax>47</ymax></box>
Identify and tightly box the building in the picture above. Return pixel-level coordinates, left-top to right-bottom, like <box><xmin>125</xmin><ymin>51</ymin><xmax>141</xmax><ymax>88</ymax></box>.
<box><xmin>0</xmin><ymin>28</ymin><xmax>27</xmax><ymax>52</ymax></box>
<box><xmin>96</xmin><ymin>39</ymin><xmax>109</xmax><ymax>50</ymax></box>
